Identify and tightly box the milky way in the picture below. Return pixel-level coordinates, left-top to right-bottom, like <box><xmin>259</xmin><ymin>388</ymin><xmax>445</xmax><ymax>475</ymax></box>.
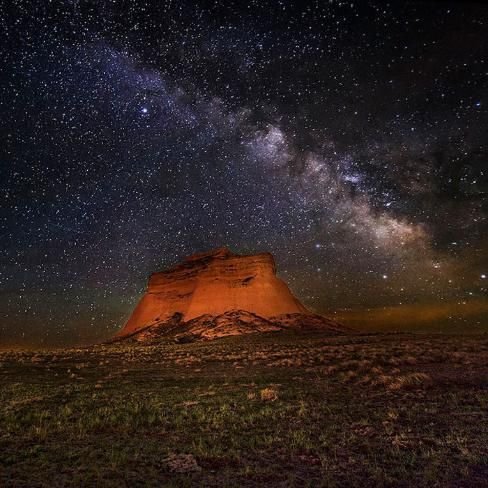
<box><xmin>1</xmin><ymin>1</ymin><xmax>487</xmax><ymax>345</ymax></box>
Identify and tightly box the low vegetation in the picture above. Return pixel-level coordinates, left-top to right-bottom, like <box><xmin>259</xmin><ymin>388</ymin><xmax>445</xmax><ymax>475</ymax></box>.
<box><xmin>0</xmin><ymin>332</ymin><xmax>487</xmax><ymax>486</ymax></box>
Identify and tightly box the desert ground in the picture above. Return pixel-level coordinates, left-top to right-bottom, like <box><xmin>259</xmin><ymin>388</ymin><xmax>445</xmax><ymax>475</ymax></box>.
<box><xmin>1</xmin><ymin>332</ymin><xmax>487</xmax><ymax>487</ymax></box>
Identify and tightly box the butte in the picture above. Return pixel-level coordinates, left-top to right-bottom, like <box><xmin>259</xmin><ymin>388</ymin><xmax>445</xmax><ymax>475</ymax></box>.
<box><xmin>113</xmin><ymin>247</ymin><xmax>349</xmax><ymax>342</ymax></box>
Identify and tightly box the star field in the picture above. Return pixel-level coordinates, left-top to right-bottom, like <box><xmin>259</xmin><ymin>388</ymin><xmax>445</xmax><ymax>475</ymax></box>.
<box><xmin>1</xmin><ymin>1</ymin><xmax>487</xmax><ymax>345</ymax></box>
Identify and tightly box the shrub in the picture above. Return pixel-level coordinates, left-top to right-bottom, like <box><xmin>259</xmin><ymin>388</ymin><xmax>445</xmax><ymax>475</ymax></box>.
<box><xmin>260</xmin><ymin>387</ymin><xmax>279</xmax><ymax>401</ymax></box>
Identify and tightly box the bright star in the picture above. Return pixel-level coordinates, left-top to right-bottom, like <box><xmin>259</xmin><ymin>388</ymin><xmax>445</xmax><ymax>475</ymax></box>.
<box><xmin>141</xmin><ymin>107</ymin><xmax>148</xmax><ymax>114</ymax></box>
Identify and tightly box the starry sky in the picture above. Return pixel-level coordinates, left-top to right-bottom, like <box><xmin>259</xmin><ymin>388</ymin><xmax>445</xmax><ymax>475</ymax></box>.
<box><xmin>1</xmin><ymin>1</ymin><xmax>487</xmax><ymax>346</ymax></box>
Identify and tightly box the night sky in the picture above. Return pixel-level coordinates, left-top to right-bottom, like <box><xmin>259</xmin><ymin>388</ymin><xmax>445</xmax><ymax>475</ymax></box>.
<box><xmin>1</xmin><ymin>1</ymin><xmax>487</xmax><ymax>346</ymax></box>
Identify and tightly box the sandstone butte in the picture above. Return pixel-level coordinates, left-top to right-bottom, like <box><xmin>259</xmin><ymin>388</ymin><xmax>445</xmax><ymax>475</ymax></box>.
<box><xmin>114</xmin><ymin>247</ymin><xmax>348</xmax><ymax>342</ymax></box>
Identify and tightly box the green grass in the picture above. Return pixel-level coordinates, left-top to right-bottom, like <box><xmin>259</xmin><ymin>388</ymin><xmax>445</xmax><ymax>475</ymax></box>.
<box><xmin>0</xmin><ymin>332</ymin><xmax>487</xmax><ymax>486</ymax></box>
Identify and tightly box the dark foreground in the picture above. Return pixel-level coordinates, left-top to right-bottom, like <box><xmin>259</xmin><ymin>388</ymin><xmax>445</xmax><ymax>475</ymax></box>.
<box><xmin>1</xmin><ymin>332</ymin><xmax>487</xmax><ymax>487</ymax></box>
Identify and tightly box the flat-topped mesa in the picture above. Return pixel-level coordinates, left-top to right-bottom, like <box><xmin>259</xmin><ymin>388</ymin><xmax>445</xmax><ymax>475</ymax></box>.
<box><xmin>117</xmin><ymin>247</ymin><xmax>309</xmax><ymax>337</ymax></box>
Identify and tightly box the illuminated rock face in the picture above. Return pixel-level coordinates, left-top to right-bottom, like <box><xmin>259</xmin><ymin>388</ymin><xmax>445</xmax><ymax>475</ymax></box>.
<box><xmin>117</xmin><ymin>247</ymin><xmax>309</xmax><ymax>337</ymax></box>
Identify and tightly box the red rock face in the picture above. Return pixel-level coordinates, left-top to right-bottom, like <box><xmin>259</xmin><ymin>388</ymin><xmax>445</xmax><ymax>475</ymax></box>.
<box><xmin>117</xmin><ymin>247</ymin><xmax>309</xmax><ymax>337</ymax></box>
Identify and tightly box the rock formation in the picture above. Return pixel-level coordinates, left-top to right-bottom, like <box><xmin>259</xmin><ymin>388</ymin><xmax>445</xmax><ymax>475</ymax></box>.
<box><xmin>114</xmin><ymin>247</ymin><xmax>348</xmax><ymax>342</ymax></box>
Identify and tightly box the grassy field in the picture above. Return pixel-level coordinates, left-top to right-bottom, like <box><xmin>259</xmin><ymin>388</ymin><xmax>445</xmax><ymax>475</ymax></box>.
<box><xmin>1</xmin><ymin>332</ymin><xmax>487</xmax><ymax>487</ymax></box>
